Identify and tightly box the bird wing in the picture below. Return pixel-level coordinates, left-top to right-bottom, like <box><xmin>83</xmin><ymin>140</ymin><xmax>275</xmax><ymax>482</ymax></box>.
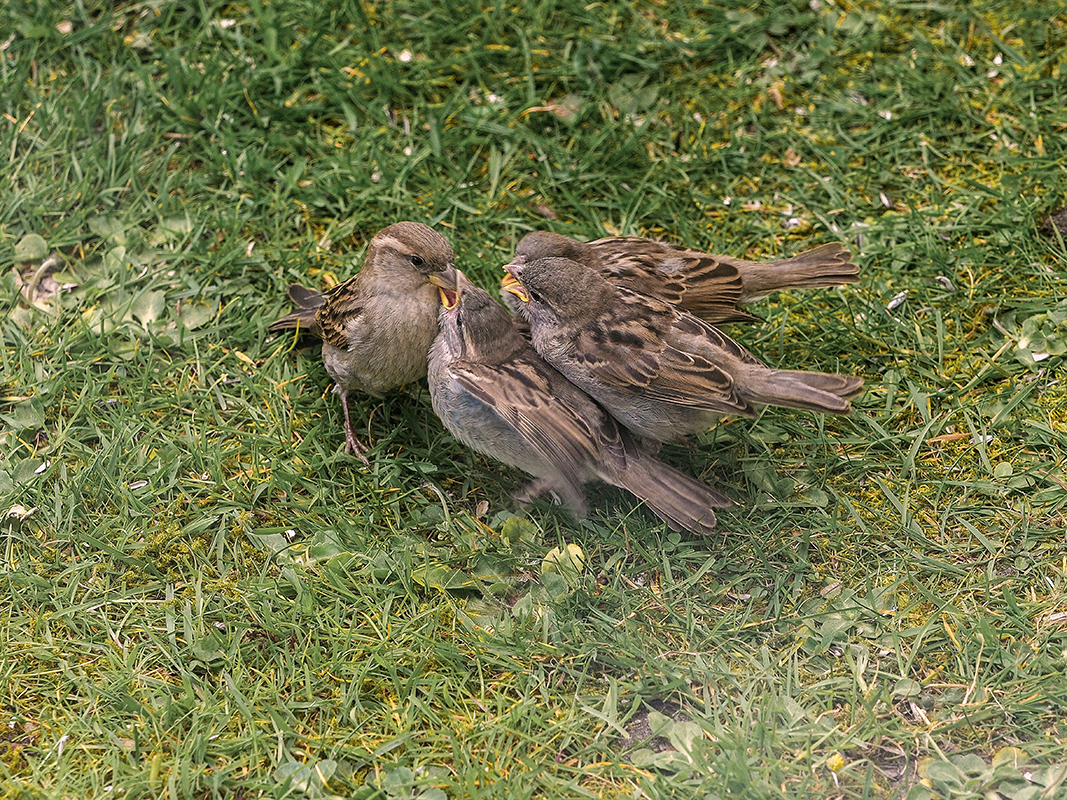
<box><xmin>591</xmin><ymin>237</ymin><xmax>757</xmax><ymax>324</ymax></box>
<box><xmin>315</xmin><ymin>275</ymin><xmax>365</xmax><ymax>349</ymax></box>
<box><xmin>570</xmin><ymin>290</ymin><xmax>754</xmax><ymax>415</ymax></box>
<box><xmin>450</xmin><ymin>353</ymin><xmax>624</xmax><ymax>484</ymax></box>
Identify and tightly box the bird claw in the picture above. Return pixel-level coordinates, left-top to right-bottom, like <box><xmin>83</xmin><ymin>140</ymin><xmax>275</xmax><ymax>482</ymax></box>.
<box><xmin>344</xmin><ymin>431</ymin><xmax>371</xmax><ymax>466</ymax></box>
<box><xmin>340</xmin><ymin>390</ymin><xmax>371</xmax><ymax>465</ymax></box>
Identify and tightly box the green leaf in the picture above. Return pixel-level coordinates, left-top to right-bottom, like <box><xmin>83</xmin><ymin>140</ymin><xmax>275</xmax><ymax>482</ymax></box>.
<box><xmin>993</xmin><ymin>461</ymin><xmax>1014</xmax><ymax>479</ymax></box>
<box><xmin>189</xmin><ymin>632</ymin><xmax>226</xmax><ymax>663</ymax></box>
<box><xmin>2</xmin><ymin>398</ymin><xmax>45</xmax><ymax>432</ymax></box>
<box><xmin>904</xmin><ymin>787</ymin><xmax>933</xmax><ymax>800</ymax></box>
<box><xmin>381</xmin><ymin>766</ymin><xmax>414</xmax><ymax>798</ymax></box>
<box><xmin>607</xmin><ymin>74</ymin><xmax>659</xmax><ymax>117</ymax></box>
<box><xmin>249</xmin><ymin>530</ymin><xmax>294</xmax><ymax>557</ymax></box>
<box><xmin>952</xmin><ymin>753</ymin><xmax>991</xmax><ymax>777</ymax></box>
<box><xmin>11</xmin><ymin>458</ymin><xmax>45</xmax><ymax>485</ymax></box>
<box><xmin>541</xmin><ymin>571</ymin><xmax>572</xmax><ymax>601</ymax></box>
<box><xmin>148</xmin><ymin>215</ymin><xmax>193</xmax><ymax>245</ymax></box>
<box><xmin>411</xmin><ymin>564</ymin><xmax>472</xmax><ymax>591</ymax></box>
<box><xmin>88</xmin><ymin>215</ymin><xmax>128</xmax><ymax>246</ymax></box>
<box><xmin>458</xmin><ymin>597</ymin><xmax>507</xmax><ymax>629</ymax></box>
<box><xmin>647</xmin><ymin>710</ymin><xmax>672</xmax><ymax>737</ymax></box>
<box><xmin>15</xmin><ymin>233</ymin><xmax>48</xmax><ymax>262</ymax></box>
<box><xmin>796</xmin><ymin>486</ymin><xmax>829</xmax><ymax>507</ymax></box>
<box><xmin>923</xmin><ymin>759</ymin><xmax>963</xmax><ymax>784</ymax></box>
<box><xmin>274</xmin><ymin>758</ymin><xmax>338</xmax><ymax>795</ymax></box>
<box><xmin>667</xmin><ymin>720</ymin><xmax>703</xmax><ymax>756</ymax></box>
<box><xmin>306</xmin><ymin>530</ymin><xmax>348</xmax><ymax>562</ymax></box>
<box><xmin>103</xmin><ymin>246</ymin><xmax>129</xmax><ymax>271</ymax></box>
<box><xmin>132</xmin><ymin>290</ymin><xmax>166</xmax><ymax>326</ymax></box>
<box><xmin>499</xmin><ymin>515</ymin><xmax>539</xmax><ymax>546</ymax></box>
<box><xmin>892</xmin><ymin>678</ymin><xmax>921</xmax><ymax>698</ymax></box>
<box><xmin>541</xmin><ymin>543</ymin><xmax>584</xmax><ymax>579</ymax></box>
<box><xmin>176</xmin><ymin>301</ymin><xmax>217</xmax><ymax>330</ymax></box>
<box><xmin>992</xmin><ymin>747</ymin><xmax>1028</xmax><ymax>769</ymax></box>
<box><xmin>469</xmin><ymin>552</ymin><xmax>515</xmax><ymax>583</ymax></box>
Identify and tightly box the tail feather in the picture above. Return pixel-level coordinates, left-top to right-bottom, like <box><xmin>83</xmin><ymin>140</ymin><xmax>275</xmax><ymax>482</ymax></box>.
<box><xmin>268</xmin><ymin>307</ymin><xmax>321</xmax><ymax>334</ymax></box>
<box><xmin>726</xmin><ymin>243</ymin><xmax>859</xmax><ymax>302</ymax></box>
<box><xmin>268</xmin><ymin>283</ymin><xmax>326</xmax><ymax>335</ymax></box>
<box><xmin>741</xmin><ymin>369</ymin><xmax>863</xmax><ymax>415</ymax></box>
<box><xmin>609</xmin><ymin>454</ymin><xmax>733</xmax><ymax>536</ymax></box>
<box><xmin>287</xmin><ymin>283</ymin><xmax>326</xmax><ymax>309</ymax></box>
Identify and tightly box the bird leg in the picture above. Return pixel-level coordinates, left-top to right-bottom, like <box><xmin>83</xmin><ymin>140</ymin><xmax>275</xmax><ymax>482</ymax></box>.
<box><xmin>339</xmin><ymin>390</ymin><xmax>371</xmax><ymax>466</ymax></box>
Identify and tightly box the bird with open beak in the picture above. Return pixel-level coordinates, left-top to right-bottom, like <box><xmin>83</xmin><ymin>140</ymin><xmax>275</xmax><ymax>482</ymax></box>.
<box><xmin>426</xmin><ymin>270</ymin><xmax>732</xmax><ymax>535</ymax></box>
<box><xmin>502</xmin><ymin>256</ymin><xmax>863</xmax><ymax>445</ymax></box>
<box><xmin>501</xmin><ymin>230</ymin><xmax>858</xmax><ymax>325</ymax></box>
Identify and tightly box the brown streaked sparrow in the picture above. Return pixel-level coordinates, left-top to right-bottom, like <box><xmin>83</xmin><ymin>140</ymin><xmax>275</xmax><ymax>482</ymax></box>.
<box><xmin>502</xmin><ymin>230</ymin><xmax>858</xmax><ymax>325</ymax></box>
<box><xmin>427</xmin><ymin>270</ymin><xmax>732</xmax><ymax>535</ymax></box>
<box><xmin>270</xmin><ymin>221</ymin><xmax>456</xmax><ymax>463</ymax></box>
<box><xmin>503</xmin><ymin>256</ymin><xmax>863</xmax><ymax>445</ymax></box>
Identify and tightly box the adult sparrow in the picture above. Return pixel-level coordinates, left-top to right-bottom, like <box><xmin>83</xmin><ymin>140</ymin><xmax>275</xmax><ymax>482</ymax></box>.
<box><xmin>504</xmin><ymin>256</ymin><xmax>863</xmax><ymax>444</ymax></box>
<box><xmin>270</xmin><ymin>221</ymin><xmax>456</xmax><ymax>463</ymax></box>
<box><xmin>427</xmin><ymin>271</ymin><xmax>732</xmax><ymax>535</ymax></box>
<box><xmin>502</xmin><ymin>230</ymin><xmax>858</xmax><ymax>325</ymax></box>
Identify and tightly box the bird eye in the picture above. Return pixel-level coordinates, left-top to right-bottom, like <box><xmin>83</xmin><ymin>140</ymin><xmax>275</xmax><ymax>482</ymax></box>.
<box><xmin>410</xmin><ymin>255</ymin><xmax>425</xmax><ymax>268</ymax></box>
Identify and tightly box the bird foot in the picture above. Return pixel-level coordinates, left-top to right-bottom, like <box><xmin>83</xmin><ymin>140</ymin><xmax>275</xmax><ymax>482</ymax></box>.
<box><xmin>340</xmin><ymin>391</ymin><xmax>371</xmax><ymax>466</ymax></box>
<box><xmin>344</xmin><ymin>432</ymin><xmax>371</xmax><ymax>466</ymax></box>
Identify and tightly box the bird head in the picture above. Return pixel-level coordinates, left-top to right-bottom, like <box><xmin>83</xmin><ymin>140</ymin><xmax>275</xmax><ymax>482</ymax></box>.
<box><xmin>364</xmin><ymin>221</ymin><xmax>456</xmax><ymax>283</ymax></box>
<box><xmin>502</xmin><ymin>256</ymin><xmax>612</xmax><ymax>330</ymax></box>
<box><xmin>433</xmin><ymin>270</ymin><xmax>525</xmax><ymax>364</ymax></box>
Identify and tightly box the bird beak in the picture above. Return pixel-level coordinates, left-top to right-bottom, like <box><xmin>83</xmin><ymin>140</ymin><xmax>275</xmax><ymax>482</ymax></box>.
<box><xmin>428</xmin><ymin>269</ymin><xmax>459</xmax><ymax>310</ymax></box>
<box><xmin>500</xmin><ymin>268</ymin><xmax>529</xmax><ymax>303</ymax></box>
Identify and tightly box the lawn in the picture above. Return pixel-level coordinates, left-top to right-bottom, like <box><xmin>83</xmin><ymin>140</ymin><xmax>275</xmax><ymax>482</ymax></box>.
<box><xmin>3</xmin><ymin>0</ymin><xmax>1067</xmax><ymax>798</ymax></box>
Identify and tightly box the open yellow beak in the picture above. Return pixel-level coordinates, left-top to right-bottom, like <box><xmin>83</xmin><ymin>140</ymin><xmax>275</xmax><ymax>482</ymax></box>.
<box><xmin>500</xmin><ymin>271</ymin><xmax>529</xmax><ymax>303</ymax></box>
<box><xmin>428</xmin><ymin>271</ymin><xmax>459</xmax><ymax>310</ymax></box>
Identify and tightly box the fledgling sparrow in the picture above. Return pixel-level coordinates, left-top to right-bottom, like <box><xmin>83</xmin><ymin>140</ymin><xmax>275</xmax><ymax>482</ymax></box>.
<box><xmin>427</xmin><ymin>270</ymin><xmax>732</xmax><ymax>535</ymax></box>
<box><xmin>270</xmin><ymin>221</ymin><xmax>456</xmax><ymax>463</ymax></box>
<box><xmin>502</xmin><ymin>231</ymin><xmax>858</xmax><ymax>325</ymax></box>
<box><xmin>504</xmin><ymin>256</ymin><xmax>863</xmax><ymax>445</ymax></box>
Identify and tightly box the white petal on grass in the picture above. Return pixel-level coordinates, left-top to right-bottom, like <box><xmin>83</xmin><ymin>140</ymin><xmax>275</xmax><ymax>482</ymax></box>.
<box><xmin>886</xmin><ymin>290</ymin><xmax>909</xmax><ymax>311</ymax></box>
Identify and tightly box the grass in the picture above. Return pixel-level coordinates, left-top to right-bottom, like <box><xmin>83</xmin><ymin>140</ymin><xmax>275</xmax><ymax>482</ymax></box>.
<box><xmin>2</xmin><ymin>0</ymin><xmax>1067</xmax><ymax>797</ymax></box>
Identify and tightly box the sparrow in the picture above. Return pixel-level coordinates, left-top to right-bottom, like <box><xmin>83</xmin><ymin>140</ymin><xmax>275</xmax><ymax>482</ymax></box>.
<box><xmin>502</xmin><ymin>230</ymin><xmax>858</xmax><ymax>325</ymax></box>
<box><xmin>426</xmin><ymin>270</ymin><xmax>733</xmax><ymax>535</ymax></box>
<box><xmin>503</xmin><ymin>256</ymin><xmax>863</xmax><ymax>444</ymax></box>
<box><xmin>270</xmin><ymin>221</ymin><xmax>456</xmax><ymax>463</ymax></box>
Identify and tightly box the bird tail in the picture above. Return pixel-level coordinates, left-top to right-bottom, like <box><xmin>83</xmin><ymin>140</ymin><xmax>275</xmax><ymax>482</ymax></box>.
<box><xmin>610</xmin><ymin>454</ymin><xmax>733</xmax><ymax>536</ymax></box>
<box><xmin>268</xmin><ymin>283</ymin><xmax>326</xmax><ymax>335</ymax></box>
<box><xmin>729</xmin><ymin>243</ymin><xmax>859</xmax><ymax>302</ymax></box>
<box><xmin>740</xmin><ymin>369</ymin><xmax>863</xmax><ymax>415</ymax></box>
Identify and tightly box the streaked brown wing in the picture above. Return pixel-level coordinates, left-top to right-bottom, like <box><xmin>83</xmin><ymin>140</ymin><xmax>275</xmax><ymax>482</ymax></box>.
<box><xmin>450</xmin><ymin>353</ymin><xmax>620</xmax><ymax>486</ymax></box>
<box><xmin>591</xmin><ymin>238</ymin><xmax>755</xmax><ymax>324</ymax></box>
<box><xmin>315</xmin><ymin>275</ymin><xmax>365</xmax><ymax>349</ymax></box>
<box><xmin>571</xmin><ymin>289</ymin><xmax>753</xmax><ymax>416</ymax></box>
